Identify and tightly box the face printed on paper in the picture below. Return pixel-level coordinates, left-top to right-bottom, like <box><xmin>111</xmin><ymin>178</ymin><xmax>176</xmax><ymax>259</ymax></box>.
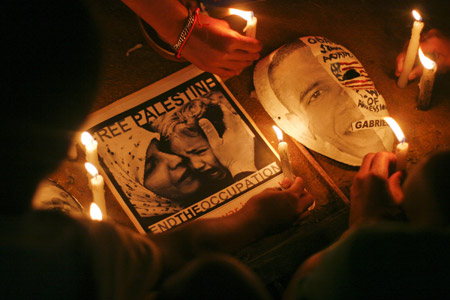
<box><xmin>254</xmin><ymin>37</ymin><xmax>394</xmax><ymax>165</ymax></box>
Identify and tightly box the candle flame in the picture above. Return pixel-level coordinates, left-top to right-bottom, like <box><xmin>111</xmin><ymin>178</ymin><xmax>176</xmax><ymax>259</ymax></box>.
<box><xmin>273</xmin><ymin>125</ymin><xmax>283</xmax><ymax>142</ymax></box>
<box><xmin>90</xmin><ymin>202</ymin><xmax>103</xmax><ymax>220</ymax></box>
<box><xmin>229</xmin><ymin>8</ymin><xmax>254</xmax><ymax>21</ymax></box>
<box><xmin>418</xmin><ymin>48</ymin><xmax>436</xmax><ymax>70</ymax></box>
<box><xmin>412</xmin><ymin>10</ymin><xmax>422</xmax><ymax>22</ymax></box>
<box><xmin>81</xmin><ymin>131</ymin><xmax>95</xmax><ymax>146</ymax></box>
<box><xmin>384</xmin><ymin>117</ymin><xmax>405</xmax><ymax>142</ymax></box>
<box><xmin>85</xmin><ymin>162</ymin><xmax>99</xmax><ymax>177</ymax></box>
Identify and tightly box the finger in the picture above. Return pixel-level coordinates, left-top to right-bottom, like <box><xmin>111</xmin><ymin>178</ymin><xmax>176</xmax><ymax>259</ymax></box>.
<box><xmin>287</xmin><ymin>177</ymin><xmax>306</xmax><ymax>196</ymax></box>
<box><xmin>408</xmin><ymin>65</ymin><xmax>424</xmax><ymax>80</ymax></box>
<box><xmin>388</xmin><ymin>171</ymin><xmax>404</xmax><ymax>204</ymax></box>
<box><xmin>199</xmin><ymin>118</ymin><xmax>221</xmax><ymax>147</ymax></box>
<box><xmin>298</xmin><ymin>192</ymin><xmax>314</xmax><ymax>213</ymax></box>
<box><xmin>221</xmin><ymin>107</ymin><xmax>241</xmax><ymax>130</ymax></box>
<box><xmin>212</xmin><ymin>67</ymin><xmax>241</xmax><ymax>79</ymax></box>
<box><xmin>395</xmin><ymin>52</ymin><xmax>405</xmax><ymax>76</ymax></box>
<box><xmin>226</xmin><ymin>49</ymin><xmax>260</xmax><ymax>62</ymax></box>
<box><xmin>279</xmin><ymin>177</ymin><xmax>292</xmax><ymax>190</ymax></box>
<box><xmin>217</xmin><ymin>59</ymin><xmax>253</xmax><ymax>72</ymax></box>
<box><xmin>231</xmin><ymin>35</ymin><xmax>263</xmax><ymax>53</ymax></box>
<box><xmin>371</xmin><ymin>152</ymin><xmax>396</xmax><ymax>178</ymax></box>
<box><xmin>359</xmin><ymin>152</ymin><xmax>376</xmax><ymax>174</ymax></box>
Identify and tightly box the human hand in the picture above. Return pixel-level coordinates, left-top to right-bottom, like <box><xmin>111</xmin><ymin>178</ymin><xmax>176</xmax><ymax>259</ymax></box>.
<box><xmin>199</xmin><ymin>103</ymin><xmax>257</xmax><ymax>178</ymax></box>
<box><xmin>396</xmin><ymin>29</ymin><xmax>450</xmax><ymax>80</ymax></box>
<box><xmin>182</xmin><ymin>13</ymin><xmax>262</xmax><ymax>79</ymax></box>
<box><xmin>243</xmin><ymin>177</ymin><xmax>314</xmax><ymax>233</ymax></box>
<box><xmin>349</xmin><ymin>152</ymin><xmax>404</xmax><ymax>227</ymax></box>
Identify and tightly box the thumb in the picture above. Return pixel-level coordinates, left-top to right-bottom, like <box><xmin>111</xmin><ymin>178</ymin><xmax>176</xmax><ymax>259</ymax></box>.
<box><xmin>395</xmin><ymin>52</ymin><xmax>405</xmax><ymax>76</ymax></box>
<box><xmin>199</xmin><ymin>118</ymin><xmax>220</xmax><ymax>146</ymax></box>
<box><xmin>408</xmin><ymin>65</ymin><xmax>424</xmax><ymax>80</ymax></box>
<box><xmin>388</xmin><ymin>171</ymin><xmax>404</xmax><ymax>205</ymax></box>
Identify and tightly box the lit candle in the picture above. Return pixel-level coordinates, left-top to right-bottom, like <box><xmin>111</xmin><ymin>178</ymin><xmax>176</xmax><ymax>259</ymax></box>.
<box><xmin>90</xmin><ymin>202</ymin><xmax>103</xmax><ymax>221</ymax></box>
<box><xmin>397</xmin><ymin>10</ymin><xmax>424</xmax><ymax>88</ymax></box>
<box><xmin>417</xmin><ymin>47</ymin><xmax>437</xmax><ymax>110</ymax></box>
<box><xmin>229</xmin><ymin>8</ymin><xmax>257</xmax><ymax>38</ymax></box>
<box><xmin>85</xmin><ymin>162</ymin><xmax>106</xmax><ymax>218</ymax></box>
<box><xmin>81</xmin><ymin>132</ymin><xmax>99</xmax><ymax>166</ymax></box>
<box><xmin>273</xmin><ymin>125</ymin><xmax>294</xmax><ymax>182</ymax></box>
<box><xmin>384</xmin><ymin>117</ymin><xmax>409</xmax><ymax>171</ymax></box>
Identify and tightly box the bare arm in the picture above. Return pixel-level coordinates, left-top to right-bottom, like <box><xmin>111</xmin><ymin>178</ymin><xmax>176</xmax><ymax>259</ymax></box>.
<box><xmin>150</xmin><ymin>177</ymin><xmax>314</xmax><ymax>277</ymax></box>
<box><xmin>121</xmin><ymin>0</ymin><xmax>262</xmax><ymax>78</ymax></box>
<box><xmin>285</xmin><ymin>152</ymin><xmax>404</xmax><ymax>297</ymax></box>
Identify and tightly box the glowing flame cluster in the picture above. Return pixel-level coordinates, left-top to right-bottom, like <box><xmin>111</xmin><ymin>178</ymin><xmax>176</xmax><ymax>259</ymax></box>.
<box><xmin>85</xmin><ymin>162</ymin><xmax>99</xmax><ymax>177</ymax></box>
<box><xmin>229</xmin><ymin>8</ymin><xmax>254</xmax><ymax>21</ymax></box>
<box><xmin>384</xmin><ymin>117</ymin><xmax>405</xmax><ymax>143</ymax></box>
<box><xmin>273</xmin><ymin>125</ymin><xmax>284</xmax><ymax>142</ymax></box>
<box><xmin>418</xmin><ymin>48</ymin><xmax>437</xmax><ymax>70</ymax></box>
<box><xmin>90</xmin><ymin>203</ymin><xmax>103</xmax><ymax>220</ymax></box>
<box><xmin>81</xmin><ymin>131</ymin><xmax>96</xmax><ymax>147</ymax></box>
<box><xmin>412</xmin><ymin>10</ymin><xmax>422</xmax><ymax>22</ymax></box>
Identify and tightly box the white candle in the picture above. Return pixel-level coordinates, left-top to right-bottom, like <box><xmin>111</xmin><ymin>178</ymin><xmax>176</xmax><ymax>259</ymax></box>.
<box><xmin>384</xmin><ymin>117</ymin><xmax>409</xmax><ymax>171</ymax></box>
<box><xmin>397</xmin><ymin>10</ymin><xmax>424</xmax><ymax>88</ymax></box>
<box><xmin>273</xmin><ymin>126</ymin><xmax>294</xmax><ymax>182</ymax></box>
<box><xmin>229</xmin><ymin>8</ymin><xmax>257</xmax><ymax>38</ymax></box>
<box><xmin>81</xmin><ymin>132</ymin><xmax>99</xmax><ymax>166</ymax></box>
<box><xmin>85</xmin><ymin>162</ymin><xmax>106</xmax><ymax>218</ymax></box>
<box><xmin>417</xmin><ymin>47</ymin><xmax>437</xmax><ymax>110</ymax></box>
<box><xmin>395</xmin><ymin>140</ymin><xmax>409</xmax><ymax>171</ymax></box>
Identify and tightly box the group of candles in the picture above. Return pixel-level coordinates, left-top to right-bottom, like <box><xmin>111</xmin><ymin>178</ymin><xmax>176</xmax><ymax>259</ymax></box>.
<box><xmin>397</xmin><ymin>10</ymin><xmax>437</xmax><ymax>110</ymax></box>
<box><xmin>270</xmin><ymin>9</ymin><xmax>444</xmax><ymax>179</ymax></box>
<box><xmin>81</xmin><ymin>9</ymin><xmax>430</xmax><ymax>219</ymax></box>
<box><xmin>80</xmin><ymin>131</ymin><xmax>105</xmax><ymax>220</ymax></box>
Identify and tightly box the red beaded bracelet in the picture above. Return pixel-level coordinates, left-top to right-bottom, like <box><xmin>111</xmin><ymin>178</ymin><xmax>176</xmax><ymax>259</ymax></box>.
<box><xmin>173</xmin><ymin>8</ymin><xmax>199</xmax><ymax>59</ymax></box>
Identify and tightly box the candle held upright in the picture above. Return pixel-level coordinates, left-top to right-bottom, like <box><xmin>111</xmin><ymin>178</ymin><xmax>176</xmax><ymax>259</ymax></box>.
<box><xmin>81</xmin><ymin>131</ymin><xmax>99</xmax><ymax>166</ymax></box>
<box><xmin>417</xmin><ymin>48</ymin><xmax>437</xmax><ymax>110</ymax></box>
<box><xmin>397</xmin><ymin>10</ymin><xmax>424</xmax><ymax>88</ymax></box>
<box><xmin>384</xmin><ymin>117</ymin><xmax>409</xmax><ymax>171</ymax></box>
<box><xmin>273</xmin><ymin>126</ymin><xmax>294</xmax><ymax>182</ymax></box>
<box><xmin>85</xmin><ymin>162</ymin><xmax>106</xmax><ymax>218</ymax></box>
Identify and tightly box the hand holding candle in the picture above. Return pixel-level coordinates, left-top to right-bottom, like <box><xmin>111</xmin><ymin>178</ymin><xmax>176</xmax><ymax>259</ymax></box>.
<box><xmin>384</xmin><ymin>117</ymin><xmax>409</xmax><ymax>171</ymax></box>
<box><xmin>229</xmin><ymin>8</ymin><xmax>257</xmax><ymax>38</ymax></box>
<box><xmin>273</xmin><ymin>126</ymin><xmax>294</xmax><ymax>182</ymax></box>
<box><xmin>397</xmin><ymin>10</ymin><xmax>424</xmax><ymax>88</ymax></box>
<box><xmin>81</xmin><ymin>132</ymin><xmax>99</xmax><ymax>167</ymax></box>
<box><xmin>417</xmin><ymin>47</ymin><xmax>437</xmax><ymax>110</ymax></box>
<box><xmin>85</xmin><ymin>162</ymin><xmax>106</xmax><ymax>218</ymax></box>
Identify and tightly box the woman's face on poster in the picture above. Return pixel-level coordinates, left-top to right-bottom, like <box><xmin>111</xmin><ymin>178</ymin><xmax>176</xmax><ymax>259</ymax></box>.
<box><xmin>143</xmin><ymin>138</ymin><xmax>202</xmax><ymax>201</ymax></box>
<box><xmin>270</xmin><ymin>46</ymin><xmax>384</xmax><ymax>157</ymax></box>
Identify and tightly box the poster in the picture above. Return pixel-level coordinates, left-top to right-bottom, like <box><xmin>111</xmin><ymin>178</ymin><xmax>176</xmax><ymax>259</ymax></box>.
<box><xmin>83</xmin><ymin>66</ymin><xmax>283</xmax><ymax>233</ymax></box>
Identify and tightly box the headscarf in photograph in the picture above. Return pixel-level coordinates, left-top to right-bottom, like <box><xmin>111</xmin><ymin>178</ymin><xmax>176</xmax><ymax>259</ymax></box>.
<box><xmin>97</xmin><ymin>119</ymin><xmax>183</xmax><ymax>217</ymax></box>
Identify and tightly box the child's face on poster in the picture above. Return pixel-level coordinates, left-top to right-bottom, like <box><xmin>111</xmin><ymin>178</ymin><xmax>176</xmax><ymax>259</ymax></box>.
<box><xmin>169</xmin><ymin>130</ymin><xmax>229</xmax><ymax>181</ymax></box>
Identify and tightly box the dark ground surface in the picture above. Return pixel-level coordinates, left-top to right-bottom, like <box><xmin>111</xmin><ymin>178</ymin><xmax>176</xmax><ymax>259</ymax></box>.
<box><xmin>50</xmin><ymin>0</ymin><xmax>450</xmax><ymax>297</ymax></box>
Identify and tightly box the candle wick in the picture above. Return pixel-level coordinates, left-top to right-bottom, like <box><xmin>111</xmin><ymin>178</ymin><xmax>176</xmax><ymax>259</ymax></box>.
<box><xmin>401</xmin><ymin>137</ymin><xmax>406</xmax><ymax>144</ymax></box>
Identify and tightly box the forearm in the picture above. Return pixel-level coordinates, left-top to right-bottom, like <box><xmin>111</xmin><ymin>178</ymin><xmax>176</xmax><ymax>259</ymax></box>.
<box><xmin>121</xmin><ymin>0</ymin><xmax>188</xmax><ymax>44</ymax></box>
<box><xmin>150</xmin><ymin>206</ymin><xmax>265</xmax><ymax>276</ymax></box>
